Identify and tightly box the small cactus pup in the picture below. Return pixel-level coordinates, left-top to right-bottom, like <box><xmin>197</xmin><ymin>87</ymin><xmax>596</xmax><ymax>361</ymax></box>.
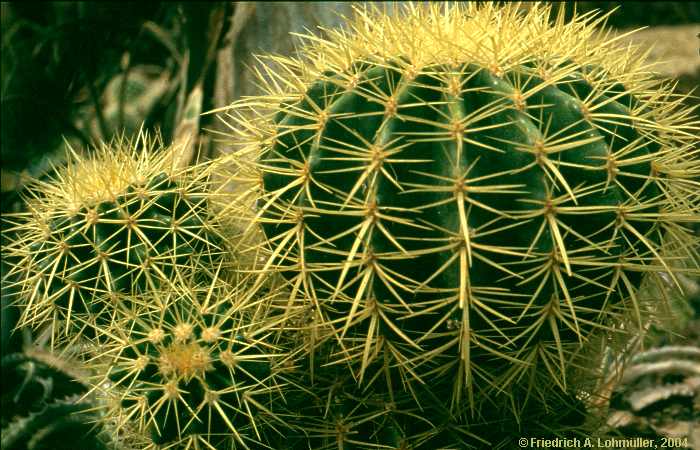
<box><xmin>89</xmin><ymin>268</ymin><xmax>299</xmax><ymax>450</ymax></box>
<box><xmin>222</xmin><ymin>1</ymin><xmax>700</xmax><ymax>411</ymax></box>
<box><xmin>3</xmin><ymin>130</ymin><xmax>229</xmax><ymax>342</ymax></box>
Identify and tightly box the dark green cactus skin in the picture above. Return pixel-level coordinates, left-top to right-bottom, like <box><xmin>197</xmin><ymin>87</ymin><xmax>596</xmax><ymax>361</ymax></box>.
<box><xmin>279</xmin><ymin>349</ymin><xmax>589</xmax><ymax>450</ymax></box>
<box><xmin>293</xmin><ymin>380</ymin><xmax>415</xmax><ymax>450</ymax></box>
<box><xmin>30</xmin><ymin>172</ymin><xmax>221</xmax><ymax>331</ymax></box>
<box><xmin>1</xmin><ymin>399</ymin><xmax>108</xmax><ymax>450</ymax></box>
<box><xmin>279</xmin><ymin>352</ymin><xmax>421</xmax><ymax>450</ymax></box>
<box><xmin>261</xmin><ymin>60</ymin><xmax>663</xmax><ymax>378</ymax></box>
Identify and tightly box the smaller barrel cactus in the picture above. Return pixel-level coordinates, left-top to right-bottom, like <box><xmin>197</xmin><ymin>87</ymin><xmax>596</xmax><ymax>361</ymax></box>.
<box><xmin>88</xmin><ymin>268</ymin><xmax>298</xmax><ymax>449</ymax></box>
<box><xmin>3</xmin><ymin>131</ymin><xmax>228</xmax><ymax>342</ymax></box>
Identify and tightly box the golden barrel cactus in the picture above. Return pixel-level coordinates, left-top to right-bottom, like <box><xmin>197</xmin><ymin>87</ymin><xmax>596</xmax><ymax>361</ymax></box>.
<box><xmin>222</xmin><ymin>2</ymin><xmax>700</xmax><ymax>412</ymax></box>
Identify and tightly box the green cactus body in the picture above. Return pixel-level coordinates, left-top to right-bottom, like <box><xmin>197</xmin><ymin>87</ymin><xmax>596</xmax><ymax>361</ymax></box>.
<box><xmin>225</xmin><ymin>3</ymin><xmax>700</xmax><ymax>405</ymax></box>
<box><xmin>92</xmin><ymin>272</ymin><xmax>291</xmax><ymax>449</ymax></box>
<box><xmin>4</xmin><ymin>132</ymin><xmax>226</xmax><ymax>339</ymax></box>
<box><xmin>296</xmin><ymin>381</ymin><xmax>413</xmax><ymax>450</ymax></box>
<box><xmin>1</xmin><ymin>399</ymin><xmax>107</xmax><ymax>450</ymax></box>
<box><xmin>277</xmin><ymin>342</ymin><xmax>416</xmax><ymax>450</ymax></box>
<box><xmin>262</xmin><ymin>58</ymin><xmax>661</xmax><ymax>369</ymax></box>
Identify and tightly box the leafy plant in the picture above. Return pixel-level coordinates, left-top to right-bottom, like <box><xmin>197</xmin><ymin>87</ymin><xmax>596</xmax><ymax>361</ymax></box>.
<box><xmin>1</xmin><ymin>348</ymin><xmax>108</xmax><ymax>450</ymax></box>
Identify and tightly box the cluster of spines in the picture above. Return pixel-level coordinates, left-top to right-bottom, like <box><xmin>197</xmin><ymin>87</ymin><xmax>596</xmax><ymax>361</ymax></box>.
<box><xmin>85</xmin><ymin>267</ymin><xmax>300</xmax><ymax>449</ymax></box>
<box><xmin>2</xmin><ymin>131</ymin><xmax>230</xmax><ymax>344</ymax></box>
<box><xmin>221</xmin><ymin>1</ymin><xmax>700</xmax><ymax>417</ymax></box>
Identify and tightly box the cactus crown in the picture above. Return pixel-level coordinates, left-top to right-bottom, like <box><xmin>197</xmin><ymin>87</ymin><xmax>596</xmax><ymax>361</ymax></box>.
<box><xmin>231</xmin><ymin>3</ymin><xmax>692</xmax><ymax>105</ymax></box>
<box><xmin>28</xmin><ymin>132</ymin><xmax>182</xmax><ymax>214</ymax></box>
<box><xmin>91</xmin><ymin>268</ymin><xmax>295</xmax><ymax>449</ymax></box>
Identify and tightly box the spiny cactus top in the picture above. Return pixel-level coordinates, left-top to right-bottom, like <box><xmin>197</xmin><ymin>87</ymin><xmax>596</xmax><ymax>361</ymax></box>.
<box><xmin>223</xmin><ymin>2</ymin><xmax>700</xmax><ymax>406</ymax></box>
<box><xmin>3</xmin><ymin>131</ymin><xmax>228</xmax><ymax>341</ymax></box>
<box><xmin>88</xmin><ymin>269</ymin><xmax>297</xmax><ymax>449</ymax></box>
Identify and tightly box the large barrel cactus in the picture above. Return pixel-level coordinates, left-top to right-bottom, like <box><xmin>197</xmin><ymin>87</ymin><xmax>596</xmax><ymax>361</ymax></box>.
<box><xmin>223</xmin><ymin>2</ymin><xmax>700</xmax><ymax>409</ymax></box>
<box><xmin>3</xmin><ymin>132</ymin><xmax>228</xmax><ymax>341</ymax></box>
